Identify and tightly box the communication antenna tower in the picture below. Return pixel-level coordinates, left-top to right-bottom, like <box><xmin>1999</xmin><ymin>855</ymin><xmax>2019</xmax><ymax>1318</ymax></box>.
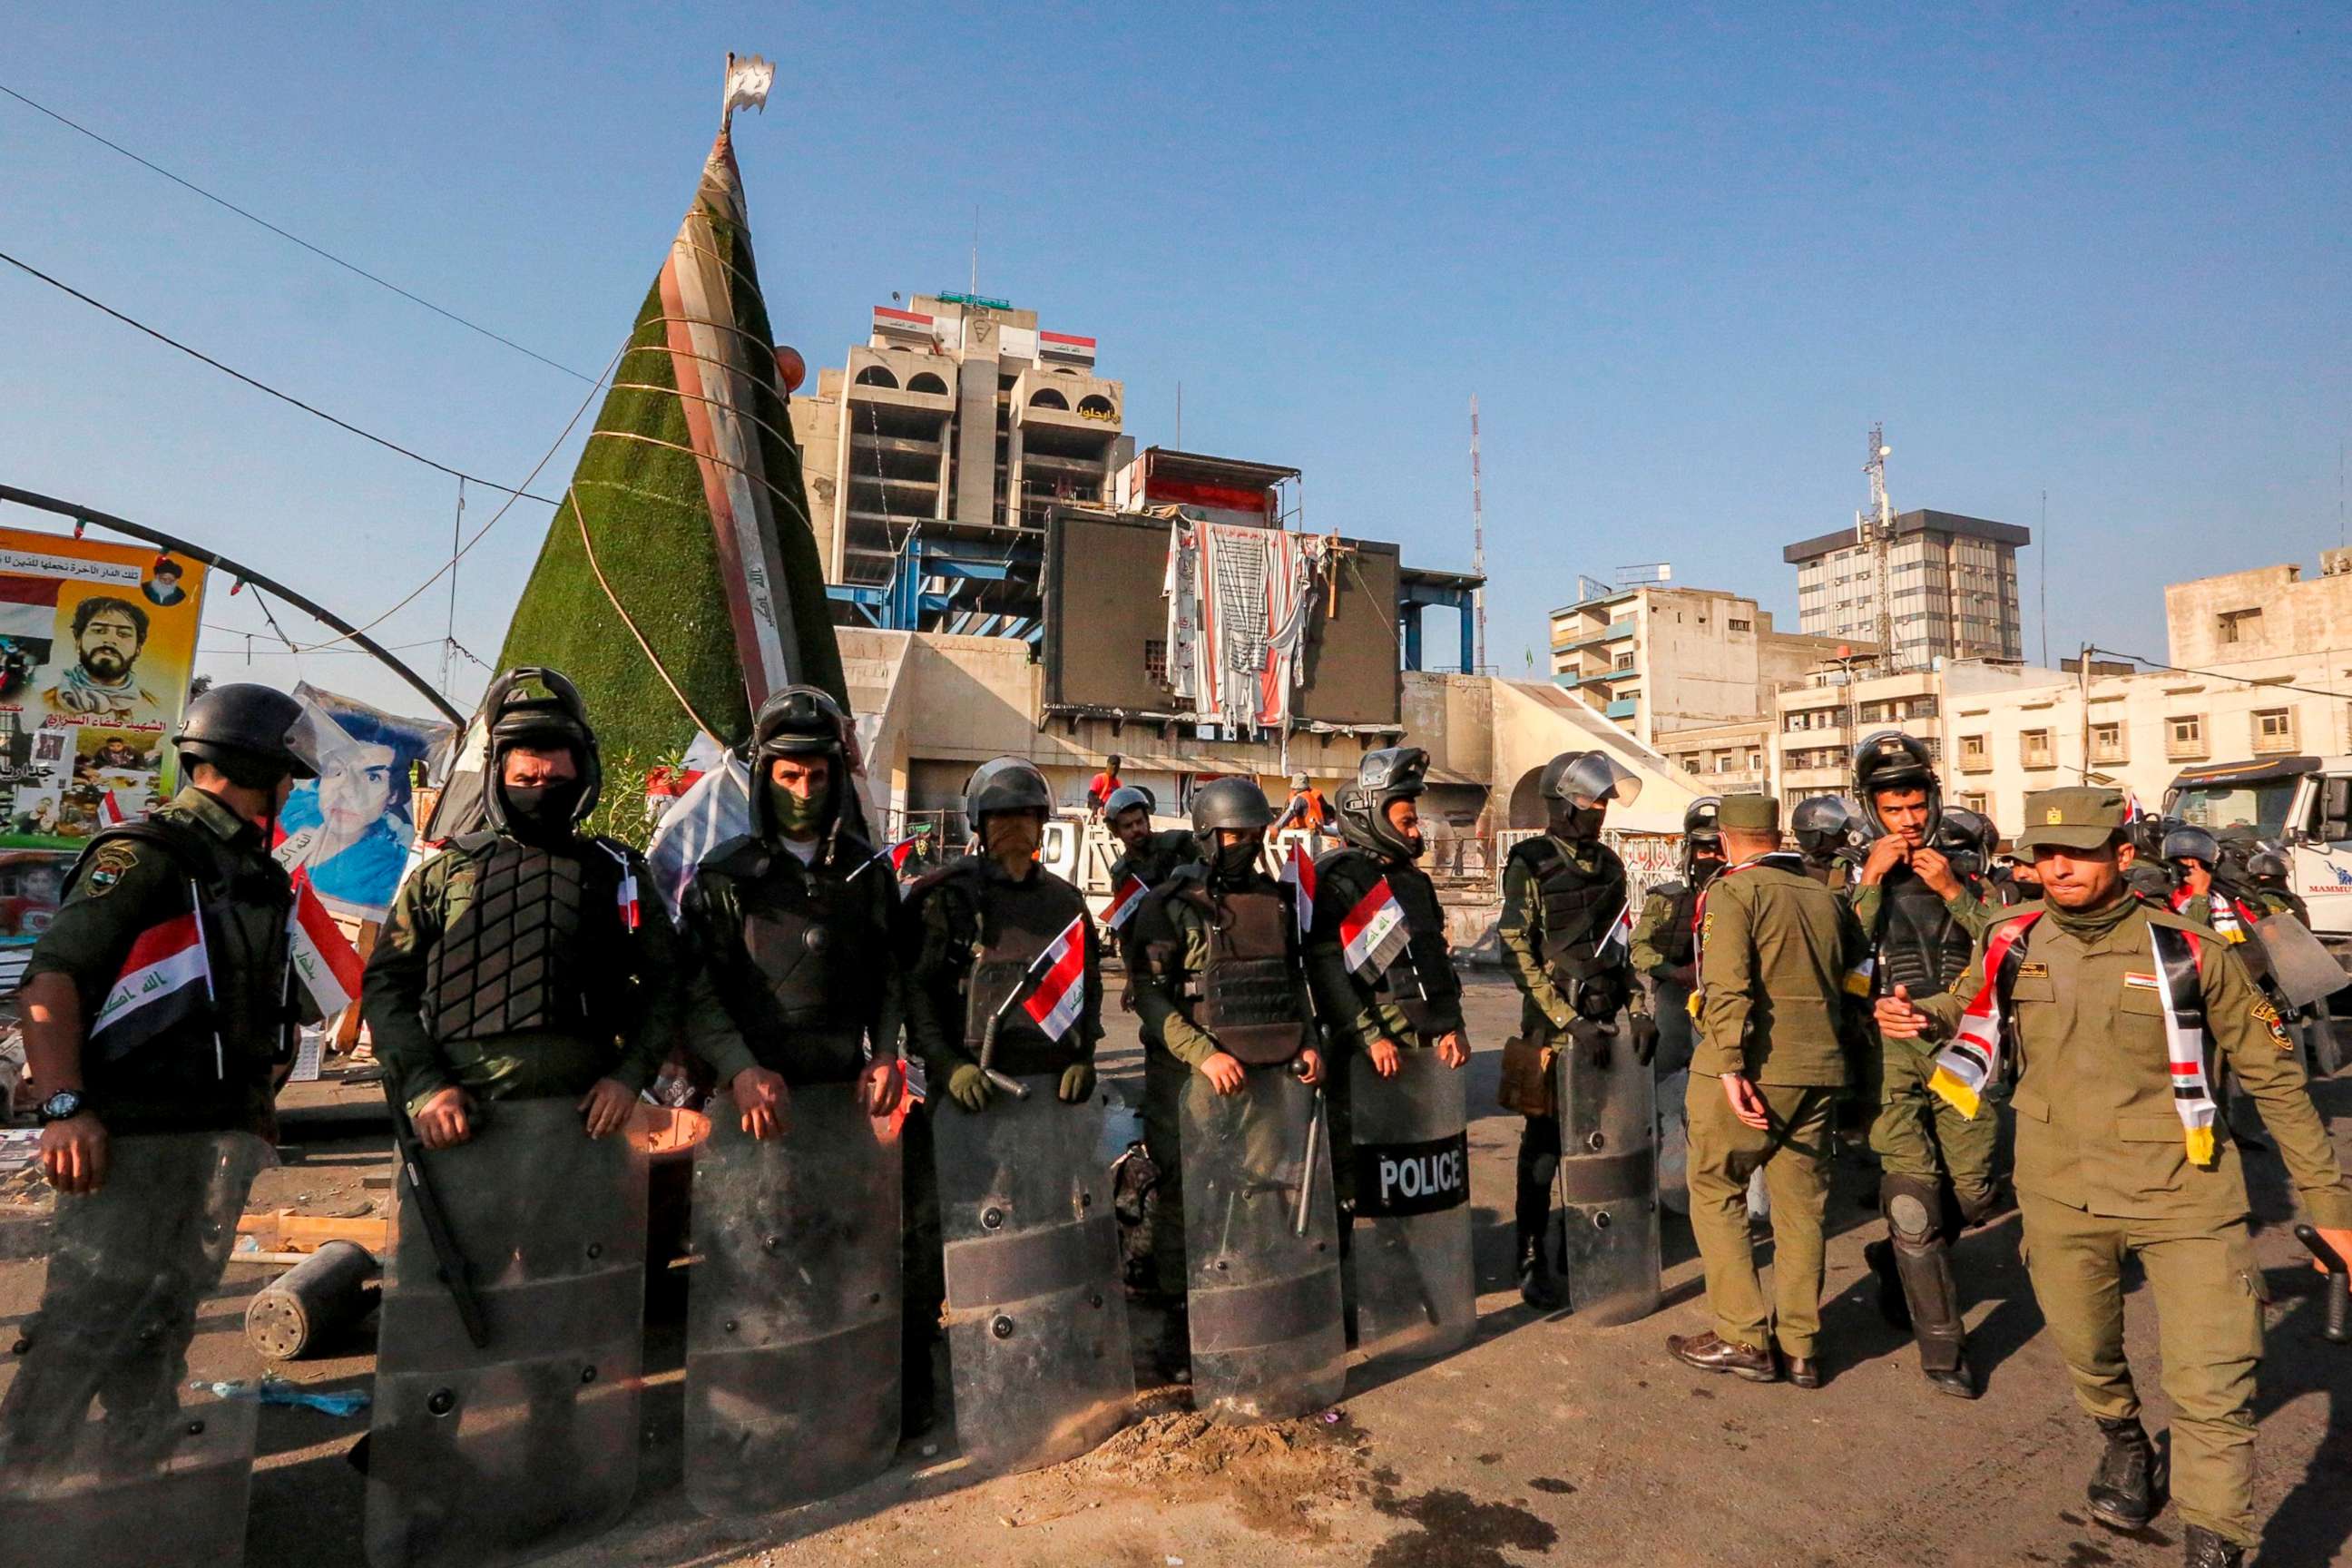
<box><xmin>1857</xmin><ymin>423</ymin><xmax>1898</xmax><ymax>667</ymax></box>
<box><xmin>1469</xmin><ymin>396</ymin><xmax>1486</xmax><ymax>673</ymax></box>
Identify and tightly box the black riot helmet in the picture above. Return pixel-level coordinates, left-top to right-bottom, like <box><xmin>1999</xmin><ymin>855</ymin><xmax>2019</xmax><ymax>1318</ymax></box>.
<box><xmin>1853</xmin><ymin>730</ymin><xmax>1941</xmax><ymax>836</ymax></box>
<box><xmin>749</xmin><ymin>683</ymin><xmax>848</xmax><ymax>841</ymax></box>
<box><xmin>1936</xmin><ymin>807</ymin><xmax>1998</xmax><ymax>858</ymax></box>
<box><xmin>2161</xmin><ymin>825</ymin><xmax>2221</xmax><ymax>869</ymax></box>
<box><xmin>173</xmin><ymin>682</ymin><xmax>321</xmax><ymax>788</ymax></box>
<box><xmin>2132</xmin><ymin>812</ymin><xmax>2177</xmax><ymax>862</ymax></box>
<box><xmin>1682</xmin><ymin>795</ymin><xmax>1724</xmax><ymax>877</ymax></box>
<box><xmin>1102</xmin><ymin>783</ymin><xmax>1157</xmax><ymax>820</ymax></box>
<box><xmin>1334</xmin><ymin>745</ymin><xmax>1430</xmax><ymax>861</ymax></box>
<box><xmin>1191</xmin><ymin>776</ymin><xmax>1274</xmax><ymax>885</ymax></box>
<box><xmin>480</xmin><ymin>666</ymin><xmax>602</xmax><ymax>834</ymax></box>
<box><xmin>964</xmin><ymin>757</ymin><xmax>1053</xmax><ymax>828</ymax></box>
<box><xmin>1539</xmin><ymin>750</ymin><xmax>1640</xmax><ymax>839</ymax></box>
<box><xmin>2247</xmin><ymin>848</ymin><xmax>2291</xmax><ymax>883</ymax></box>
<box><xmin>1791</xmin><ymin>795</ymin><xmax>1867</xmax><ymax>867</ymax></box>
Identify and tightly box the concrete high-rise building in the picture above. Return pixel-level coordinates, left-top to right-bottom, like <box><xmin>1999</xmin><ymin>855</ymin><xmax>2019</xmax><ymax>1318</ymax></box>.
<box><xmin>1548</xmin><ymin>583</ymin><xmax>1855</xmax><ymax>750</ymax></box>
<box><xmin>789</xmin><ymin>293</ymin><xmax>1132</xmax><ymax>592</ymax></box>
<box><xmin>1784</xmin><ymin>510</ymin><xmax>2029</xmax><ymax>668</ymax></box>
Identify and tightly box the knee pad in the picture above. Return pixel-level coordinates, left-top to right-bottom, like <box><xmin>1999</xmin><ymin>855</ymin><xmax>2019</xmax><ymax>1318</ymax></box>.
<box><xmin>1881</xmin><ymin>1176</ymin><xmax>1945</xmax><ymax>1248</ymax></box>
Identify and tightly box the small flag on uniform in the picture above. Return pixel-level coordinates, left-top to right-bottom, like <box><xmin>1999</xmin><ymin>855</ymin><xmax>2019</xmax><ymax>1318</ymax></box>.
<box><xmin>1020</xmin><ymin>913</ymin><xmax>1090</xmax><ymax>1043</ymax></box>
<box><xmin>88</xmin><ymin>908</ymin><xmax>211</xmax><ymax>1064</ymax></box>
<box><xmin>1338</xmin><ymin>876</ymin><xmax>1411</xmax><ymax>982</ymax></box>
<box><xmin>1281</xmin><ymin>839</ymin><xmax>1317</xmax><ymax>942</ymax></box>
<box><xmin>1600</xmin><ymin>897</ymin><xmax>1633</xmax><ymax>956</ymax></box>
<box><xmin>890</xmin><ymin>837</ymin><xmax>921</xmax><ymax>873</ymax></box>
<box><xmin>1103</xmin><ymin>872</ymin><xmax>1149</xmax><ymax>932</ymax></box>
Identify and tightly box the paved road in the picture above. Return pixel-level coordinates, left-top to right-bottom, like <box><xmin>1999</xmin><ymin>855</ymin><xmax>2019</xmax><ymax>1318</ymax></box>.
<box><xmin>110</xmin><ymin>974</ymin><xmax>2352</xmax><ymax>1565</ymax></box>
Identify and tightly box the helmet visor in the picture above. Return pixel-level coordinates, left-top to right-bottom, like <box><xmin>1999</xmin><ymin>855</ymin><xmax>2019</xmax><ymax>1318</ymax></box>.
<box><xmin>1554</xmin><ymin>752</ymin><xmax>1641</xmax><ymax>810</ymax></box>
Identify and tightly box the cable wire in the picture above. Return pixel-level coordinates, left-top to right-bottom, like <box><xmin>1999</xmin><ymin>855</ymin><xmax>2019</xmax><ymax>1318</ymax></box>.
<box><xmin>0</xmin><ymin>248</ymin><xmax>562</xmax><ymax>505</ymax></box>
<box><xmin>2086</xmin><ymin>646</ymin><xmax>2352</xmax><ymax>703</ymax></box>
<box><xmin>0</xmin><ymin>80</ymin><xmax>595</xmax><ymax>384</ymax></box>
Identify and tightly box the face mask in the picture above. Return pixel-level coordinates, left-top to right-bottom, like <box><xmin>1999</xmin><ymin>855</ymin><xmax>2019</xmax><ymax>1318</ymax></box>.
<box><xmin>767</xmin><ymin>779</ymin><xmax>829</xmax><ymax>839</ymax></box>
<box><xmin>1550</xmin><ymin>803</ymin><xmax>1603</xmax><ymax>841</ymax></box>
<box><xmin>503</xmin><ymin>780</ymin><xmax>583</xmax><ymax>838</ymax></box>
<box><xmin>1212</xmin><ymin>839</ymin><xmax>1262</xmax><ymax>883</ymax></box>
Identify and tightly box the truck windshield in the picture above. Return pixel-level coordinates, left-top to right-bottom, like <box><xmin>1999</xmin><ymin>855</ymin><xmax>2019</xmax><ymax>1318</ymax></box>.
<box><xmin>2170</xmin><ymin>781</ymin><xmax>2294</xmax><ymax>838</ymax></box>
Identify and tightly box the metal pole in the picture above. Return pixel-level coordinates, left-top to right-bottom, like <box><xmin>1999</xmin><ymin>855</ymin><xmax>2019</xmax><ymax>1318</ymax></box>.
<box><xmin>0</xmin><ymin>483</ymin><xmax>465</xmax><ymax>724</ymax></box>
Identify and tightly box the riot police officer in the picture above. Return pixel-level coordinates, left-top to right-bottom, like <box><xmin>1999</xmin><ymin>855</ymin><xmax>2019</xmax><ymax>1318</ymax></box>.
<box><xmin>2125</xmin><ymin>814</ymin><xmax>2180</xmax><ymax>902</ymax></box>
<box><xmin>2246</xmin><ymin>847</ymin><xmax>2309</xmax><ymax>925</ymax></box>
<box><xmin>1790</xmin><ymin>794</ymin><xmax>1868</xmax><ymax>887</ymax></box>
<box><xmin>2</xmin><ymin>684</ymin><xmax>314</xmax><ymax>1497</ymax></box>
<box><xmin>676</xmin><ymin>685</ymin><xmax>920</xmax><ymax>1485</ymax></box>
<box><xmin>1132</xmin><ymin>777</ymin><xmax>1327</xmax><ymax>1380</ymax></box>
<box><xmin>1632</xmin><ymin>797</ymin><xmax>1724</xmax><ymax>1211</ymax></box>
<box><xmin>363</xmin><ymin>668</ymin><xmax>683</xmax><ymax>1142</ymax></box>
<box><xmin>1102</xmin><ymin>782</ymin><xmax>1200</xmax><ymax>970</ymax></box>
<box><xmin>1496</xmin><ymin>750</ymin><xmax>1655</xmax><ymax>1308</ymax></box>
<box><xmin>1848</xmin><ymin>730</ymin><xmax>2000</xmax><ymax>1397</ymax></box>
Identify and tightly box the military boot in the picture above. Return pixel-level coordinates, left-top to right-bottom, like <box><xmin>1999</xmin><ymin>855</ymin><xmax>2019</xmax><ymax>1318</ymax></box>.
<box><xmin>2180</xmin><ymin>1525</ymin><xmax>2244</xmax><ymax>1568</ymax></box>
<box><xmin>1153</xmin><ymin>1308</ymin><xmax>1192</xmax><ymax>1387</ymax></box>
<box><xmin>1518</xmin><ymin>1233</ymin><xmax>1566</xmax><ymax>1311</ymax></box>
<box><xmin>1862</xmin><ymin>1238</ymin><xmax>1912</xmax><ymax>1329</ymax></box>
<box><xmin>2086</xmin><ymin>1416</ymin><xmax>2161</xmax><ymax>1531</ymax></box>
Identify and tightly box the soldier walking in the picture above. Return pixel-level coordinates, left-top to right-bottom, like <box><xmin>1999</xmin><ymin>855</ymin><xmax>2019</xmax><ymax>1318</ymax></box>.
<box><xmin>1848</xmin><ymin>731</ymin><xmax>2004</xmax><ymax>1397</ymax></box>
<box><xmin>1668</xmin><ymin>794</ymin><xmax>1869</xmax><ymax>1388</ymax></box>
<box><xmin>1879</xmin><ymin>787</ymin><xmax>2352</xmax><ymax>1568</ymax></box>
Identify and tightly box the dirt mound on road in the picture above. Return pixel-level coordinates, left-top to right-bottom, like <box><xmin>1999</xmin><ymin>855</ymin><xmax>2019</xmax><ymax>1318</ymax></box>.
<box><xmin>1068</xmin><ymin>1408</ymin><xmax>1371</xmax><ymax>1542</ymax></box>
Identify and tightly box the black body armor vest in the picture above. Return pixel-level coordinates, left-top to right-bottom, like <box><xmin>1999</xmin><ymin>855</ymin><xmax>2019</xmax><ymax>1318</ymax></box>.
<box><xmin>1514</xmin><ymin>837</ymin><xmax>1628</xmax><ymax>998</ymax></box>
<box><xmin>705</xmin><ymin>843</ymin><xmax>887</xmax><ymax>1082</ymax></box>
<box><xmin>946</xmin><ymin>863</ymin><xmax>1092</xmax><ymax>1075</ymax></box>
<box><xmin>426</xmin><ymin>836</ymin><xmax>599</xmax><ymax>1040</ymax></box>
<box><xmin>1194</xmin><ymin>883</ymin><xmax>1309</xmax><ymax>1065</ymax></box>
<box><xmin>1653</xmin><ymin>881</ymin><xmax>1699</xmax><ymax>969</ymax></box>
<box><xmin>1872</xmin><ymin>867</ymin><xmax>1977</xmax><ymax>997</ymax></box>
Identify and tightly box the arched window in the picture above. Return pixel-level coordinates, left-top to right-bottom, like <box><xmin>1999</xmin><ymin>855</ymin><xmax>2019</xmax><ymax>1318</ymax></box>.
<box><xmin>854</xmin><ymin>365</ymin><xmax>899</xmax><ymax>389</ymax></box>
<box><xmin>1077</xmin><ymin>394</ymin><xmax>1116</xmax><ymax>420</ymax></box>
<box><xmin>1027</xmin><ymin>387</ymin><xmax>1070</xmax><ymax>410</ymax></box>
<box><xmin>907</xmin><ymin>371</ymin><xmax>948</xmax><ymax>395</ymax></box>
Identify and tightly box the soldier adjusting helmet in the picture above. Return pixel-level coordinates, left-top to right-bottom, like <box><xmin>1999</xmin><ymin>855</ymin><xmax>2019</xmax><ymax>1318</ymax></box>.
<box><xmin>173</xmin><ymin>682</ymin><xmax>322</xmax><ymax>788</ymax></box>
<box><xmin>2161</xmin><ymin>825</ymin><xmax>2221</xmax><ymax>868</ymax></box>
<box><xmin>1334</xmin><ymin>745</ymin><xmax>1431</xmax><ymax>861</ymax></box>
<box><xmin>1854</xmin><ymin>730</ymin><xmax>1941</xmax><ymax>835</ymax></box>
<box><xmin>479</xmin><ymin>666</ymin><xmax>602</xmax><ymax>833</ymax></box>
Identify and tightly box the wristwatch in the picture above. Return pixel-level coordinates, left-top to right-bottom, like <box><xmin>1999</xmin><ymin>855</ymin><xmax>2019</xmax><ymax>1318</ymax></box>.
<box><xmin>36</xmin><ymin>1089</ymin><xmax>88</xmax><ymax>1124</ymax></box>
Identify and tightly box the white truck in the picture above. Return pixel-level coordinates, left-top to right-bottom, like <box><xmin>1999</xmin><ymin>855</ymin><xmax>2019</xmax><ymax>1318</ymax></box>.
<box><xmin>2164</xmin><ymin>753</ymin><xmax>2352</xmax><ymax>983</ymax></box>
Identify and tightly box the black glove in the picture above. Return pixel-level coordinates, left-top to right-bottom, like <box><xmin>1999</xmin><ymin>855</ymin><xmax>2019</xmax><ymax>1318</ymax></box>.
<box><xmin>1568</xmin><ymin>1017</ymin><xmax>1615</xmax><ymax>1071</ymax></box>
<box><xmin>1629</xmin><ymin>1014</ymin><xmax>1659</xmax><ymax>1067</ymax></box>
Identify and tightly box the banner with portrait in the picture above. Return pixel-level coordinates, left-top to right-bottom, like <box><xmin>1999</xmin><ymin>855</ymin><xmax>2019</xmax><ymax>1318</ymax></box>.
<box><xmin>0</xmin><ymin>528</ymin><xmax>206</xmax><ymax>878</ymax></box>
<box><xmin>273</xmin><ymin>683</ymin><xmax>453</xmax><ymax>922</ymax></box>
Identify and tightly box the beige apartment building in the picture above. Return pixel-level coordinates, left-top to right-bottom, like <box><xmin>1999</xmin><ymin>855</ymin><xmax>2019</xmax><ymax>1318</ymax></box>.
<box><xmin>788</xmin><ymin>292</ymin><xmax>1130</xmax><ymax>589</ymax></box>
<box><xmin>1772</xmin><ymin>657</ymin><xmax>2058</xmax><ymax>817</ymax></box>
<box><xmin>2165</xmin><ymin>552</ymin><xmax>2352</xmax><ymax>669</ymax></box>
<box><xmin>1786</xmin><ymin>509</ymin><xmax>2028</xmax><ymax>668</ymax></box>
<box><xmin>1549</xmin><ymin>583</ymin><xmax>1853</xmax><ymax>750</ymax></box>
<box><xmin>1656</xmin><ymin>717</ymin><xmax>1773</xmax><ymax>796</ymax></box>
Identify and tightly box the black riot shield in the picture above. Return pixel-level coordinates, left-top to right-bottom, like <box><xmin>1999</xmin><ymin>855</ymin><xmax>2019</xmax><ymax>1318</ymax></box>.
<box><xmin>0</xmin><ymin>1132</ymin><xmax>270</xmax><ymax>1568</ymax></box>
<box><xmin>1551</xmin><ymin>1024</ymin><xmax>1661</xmax><ymax>1326</ymax></box>
<box><xmin>685</xmin><ymin>1084</ymin><xmax>901</xmax><ymax>1516</ymax></box>
<box><xmin>2254</xmin><ymin>913</ymin><xmax>2346</xmax><ymax>1010</ymax></box>
<box><xmin>1181</xmin><ymin>1066</ymin><xmax>1347</xmax><ymax>1424</ymax></box>
<box><xmin>364</xmin><ymin>1098</ymin><xmax>649</xmax><ymax>1568</ymax></box>
<box><xmin>1347</xmin><ymin>1049</ymin><xmax>1475</xmax><ymax>1362</ymax></box>
<box><xmin>933</xmin><ymin>1074</ymin><xmax>1132</xmax><ymax>1473</ymax></box>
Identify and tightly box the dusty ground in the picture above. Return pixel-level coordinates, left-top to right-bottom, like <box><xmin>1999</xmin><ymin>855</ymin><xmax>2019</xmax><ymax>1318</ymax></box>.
<box><xmin>15</xmin><ymin>974</ymin><xmax>2352</xmax><ymax>1566</ymax></box>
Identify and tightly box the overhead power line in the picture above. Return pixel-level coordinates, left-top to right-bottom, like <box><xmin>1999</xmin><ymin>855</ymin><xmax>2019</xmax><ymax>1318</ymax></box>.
<box><xmin>2086</xmin><ymin>646</ymin><xmax>2352</xmax><ymax>703</ymax></box>
<box><xmin>0</xmin><ymin>80</ymin><xmax>595</xmax><ymax>384</ymax></box>
<box><xmin>0</xmin><ymin>248</ymin><xmax>563</xmax><ymax>505</ymax></box>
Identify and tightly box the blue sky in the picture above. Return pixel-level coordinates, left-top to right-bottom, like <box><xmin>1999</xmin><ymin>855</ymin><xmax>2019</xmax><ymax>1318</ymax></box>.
<box><xmin>5</xmin><ymin>3</ymin><xmax>2346</xmax><ymax>717</ymax></box>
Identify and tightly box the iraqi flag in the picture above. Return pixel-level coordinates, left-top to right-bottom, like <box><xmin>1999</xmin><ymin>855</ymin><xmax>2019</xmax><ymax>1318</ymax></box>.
<box><xmin>1103</xmin><ymin>872</ymin><xmax>1149</xmax><ymax>932</ymax></box>
<box><xmin>88</xmin><ymin>910</ymin><xmax>211</xmax><ymax>1063</ymax></box>
<box><xmin>1281</xmin><ymin>840</ymin><xmax>1317</xmax><ymax>942</ymax></box>
<box><xmin>286</xmin><ymin>879</ymin><xmax>366</xmax><ymax>1019</ymax></box>
<box><xmin>1338</xmin><ymin>876</ymin><xmax>1412</xmax><ymax>982</ymax></box>
<box><xmin>99</xmin><ymin>790</ymin><xmax>130</xmax><ymax>827</ymax></box>
<box><xmin>890</xmin><ymin>837</ymin><xmax>922</xmax><ymax>873</ymax></box>
<box><xmin>1600</xmin><ymin>897</ymin><xmax>1633</xmax><ymax>956</ymax></box>
<box><xmin>1020</xmin><ymin>913</ymin><xmax>1090</xmax><ymax>1043</ymax></box>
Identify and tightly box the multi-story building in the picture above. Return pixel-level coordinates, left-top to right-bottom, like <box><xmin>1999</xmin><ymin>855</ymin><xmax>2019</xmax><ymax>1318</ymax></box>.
<box><xmin>789</xmin><ymin>293</ymin><xmax>1131</xmax><ymax>595</ymax></box>
<box><xmin>1771</xmin><ymin>656</ymin><xmax>2056</xmax><ymax>817</ymax></box>
<box><xmin>1785</xmin><ymin>509</ymin><xmax>2029</xmax><ymax>668</ymax></box>
<box><xmin>1548</xmin><ymin>583</ymin><xmax>1855</xmax><ymax>750</ymax></box>
<box><xmin>2164</xmin><ymin>549</ymin><xmax>2352</xmax><ymax>669</ymax></box>
<box><xmin>1656</xmin><ymin>717</ymin><xmax>1774</xmax><ymax>797</ymax></box>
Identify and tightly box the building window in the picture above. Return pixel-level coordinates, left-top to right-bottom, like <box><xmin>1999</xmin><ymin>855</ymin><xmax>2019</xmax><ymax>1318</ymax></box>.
<box><xmin>1614</xmin><ymin>652</ymin><xmax>1635</xmax><ymax>671</ymax></box>
<box><xmin>906</xmin><ymin>371</ymin><xmax>949</xmax><ymax>395</ymax></box>
<box><xmin>2021</xmin><ymin>729</ymin><xmax>2055</xmax><ymax>769</ymax></box>
<box><xmin>2216</xmin><ymin>608</ymin><xmax>2262</xmax><ymax>645</ymax></box>
<box><xmin>2253</xmin><ymin>707</ymin><xmax>2296</xmax><ymax>754</ymax></box>
<box><xmin>1959</xmin><ymin>792</ymin><xmax>1989</xmax><ymax>816</ymax></box>
<box><xmin>1028</xmin><ymin>387</ymin><xmax>1070</xmax><ymax>410</ymax></box>
<box><xmin>1143</xmin><ymin>639</ymin><xmax>1168</xmax><ymax>685</ymax></box>
<box><xmin>1746</xmin><ymin>750</ymin><xmax>1760</xmax><ymax>769</ymax></box>
<box><xmin>1958</xmin><ymin>733</ymin><xmax>1989</xmax><ymax>772</ymax></box>
<box><xmin>2090</xmin><ymin>721</ymin><xmax>2125</xmax><ymax>763</ymax></box>
<box><xmin>1683</xmin><ymin>758</ymin><xmax>1701</xmax><ymax>773</ymax></box>
<box><xmin>853</xmin><ymin>364</ymin><xmax>899</xmax><ymax>389</ymax></box>
<box><xmin>1728</xmin><ymin>618</ymin><xmax>1752</xmax><ymax>632</ymax></box>
<box><xmin>2167</xmin><ymin>714</ymin><xmax>2207</xmax><ymax>760</ymax></box>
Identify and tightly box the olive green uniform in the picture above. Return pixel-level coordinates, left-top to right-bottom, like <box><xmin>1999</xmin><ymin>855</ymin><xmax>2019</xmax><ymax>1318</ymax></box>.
<box><xmin>1849</xmin><ymin>877</ymin><xmax>2004</xmax><ymax>1211</ymax></box>
<box><xmin>1916</xmin><ymin>897</ymin><xmax>2352</xmax><ymax>1547</ymax></box>
<box><xmin>1630</xmin><ymin>881</ymin><xmax>1699</xmax><ymax>1076</ymax></box>
<box><xmin>362</xmin><ymin>832</ymin><xmax>682</xmax><ymax>1116</ymax></box>
<box><xmin>3</xmin><ymin>786</ymin><xmax>306</xmax><ymax>1463</ymax></box>
<box><xmin>1688</xmin><ymin>858</ymin><xmax>1869</xmax><ymax>1359</ymax></box>
<box><xmin>1107</xmin><ymin>828</ymin><xmax>1200</xmax><ymax>979</ymax></box>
